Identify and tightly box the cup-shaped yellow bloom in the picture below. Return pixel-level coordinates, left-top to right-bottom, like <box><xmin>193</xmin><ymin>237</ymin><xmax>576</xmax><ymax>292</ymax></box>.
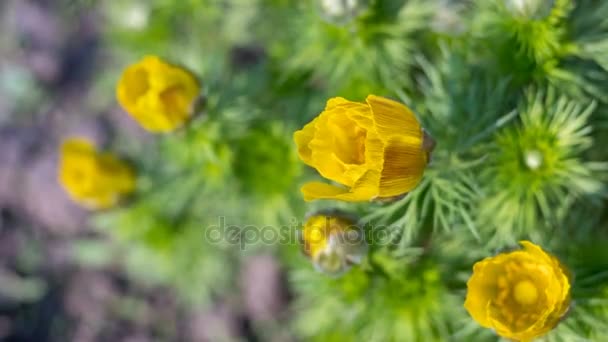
<box><xmin>300</xmin><ymin>212</ymin><xmax>367</xmax><ymax>275</ymax></box>
<box><xmin>58</xmin><ymin>138</ymin><xmax>136</xmax><ymax>210</ymax></box>
<box><xmin>116</xmin><ymin>55</ymin><xmax>200</xmax><ymax>133</ymax></box>
<box><xmin>465</xmin><ymin>241</ymin><xmax>571</xmax><ymax>341</ymax></box>
<box><xmin>294</xmin><ymin>95</ymin><xmax>433</xmax><ymax>202</ymax></box>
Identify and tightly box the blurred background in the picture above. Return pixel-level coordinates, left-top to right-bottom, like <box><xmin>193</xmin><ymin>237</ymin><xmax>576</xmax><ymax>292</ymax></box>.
<box><xmin>0</xmin><ymin>1</ymin><xmax>295</xmax><ymax>341</ymax></box>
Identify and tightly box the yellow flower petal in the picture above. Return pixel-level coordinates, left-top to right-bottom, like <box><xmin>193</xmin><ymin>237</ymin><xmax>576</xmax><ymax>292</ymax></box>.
<box><xmin>366</xmin><ymin>95</ymin><xmax>422</xmax><ymax>140</ymax></box>
<box><xmin>61</xmin><ymin>137</ymin><xmax>96</xmax><ymax>155</ymax></box>
<box><xmin>98</xmin><ymin>153</ymin><xmax>137</xmax><ymax>193</ymax></box>
<box><xmin>378</xmin><ymin>135</ymin><xmax>427</xmax><ymax>197</ymax></box>
<box><xmin>324</xmin><ymin>96</ymin><xmax>350</xmax><ymax>110</ymax></box>
<box><xmin>309</xmin><ymin>108</ymin><xmax>363</xmax><ymax>186</ymax></box>
<box><xmin>294</xmin><ymin>118</ymin><xmax>318</xmax><ymax>166</ymax></box>
<box><xmin>309</xmin><ymin>150</ymin><xmax>352</xmax><ymax>185</ymax></box>
<box><xmin>301</xmin><ymin>182</ymin><xmax>352</xmax><ymax>201</ymax></box>
<box><xmin>301</xmin><ymin>171</ymin><xmax>379</xmax><ymax>202</ymax></box>
<box><xmin>464</xmin><ymin>258</ymin><xmax>504</xmax><ymax>328</ymax></box>
<box><xmin>327</xmin><ymin>114</ymin><xmax>367</xmax><ymax>165</ymax></box>
<box><xmin>334</xmin><ymin>100</ymin><xmax>384</xmax><ymax>181</ymax></box>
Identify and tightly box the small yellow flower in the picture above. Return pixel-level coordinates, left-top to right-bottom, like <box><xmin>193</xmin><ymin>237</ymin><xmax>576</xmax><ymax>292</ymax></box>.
<box><xmin>116</xmin><ymin>55</ymin><xmax>200</xmax><ymax>133</ymax></box>
<box><xmin>301</xmin><ymin>212</ymin><xmax>367</xmax><ymax>275</ymax></box>
<box><xmin>294</xmin><ymin>95</ymin><xmax>433</xmax><ymax>202</ymax></box>
<box><xmin>58</xmin><ymin>137</ymin><xmax>136</xmax><ymax>210</ymax></box>
<box><xmin>464</xmin><ymin>241</ymin><xmax>571</xmax><ymax>341</ymax></box>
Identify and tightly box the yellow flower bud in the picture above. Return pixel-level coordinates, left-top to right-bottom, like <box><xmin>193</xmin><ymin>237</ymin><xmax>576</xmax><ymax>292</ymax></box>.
<box><xmin>300</xmin><ymin>212</ymin><xmax>367</xmax><ymax>275</ymax></box>
<box><xmin>294</xmin><ymin>95</ymin><xmax>433</xmax><ymax>202</ymax></box>
<box><xmin>116</xmin><ymin>55</ymin><xmax>200</xmax><ymax>133</ymax></box>
<box><xmin>58</xmin><ymin>138</ymin><xmax>136</xmax><ymax>210</ymax></box>
<box><xmin>464</xmin><ymin>241</ymin><xmax>571</xmax><ymax>341</ymax></box>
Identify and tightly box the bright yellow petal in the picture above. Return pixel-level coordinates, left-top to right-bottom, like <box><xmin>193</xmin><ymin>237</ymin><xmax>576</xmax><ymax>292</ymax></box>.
<box><xmin>378</xmin><ymin>135</ymin><xmax>427</xmax><ymax>197</ymax></box>
<box><xmin>59</xmin><ymin>138</ymin><xmax>98</xmax><ymax>195</ymax></box>
<box><xmin>338</xmin><ymin>102</ymin><xmax>385</xmax><ymax>174</ymax></box>
<box><xmin>159</xmin><ymin>85</ymin><xmax>191</xmax><ymax>120</ymax></box>
<box><xmin>301</xmin><ymin>182</ymin><xmax>353</xmax><ymax>201</ymax></box>
<box><xmin>347</xmin><ymin>137</ymin><xmax>385</xmax><ymax>195</ymax></box>
<box><xmin>519</xmin><ymin>241</ymin><xmax>552</xmax><ymax>263</ymax></box>
<box><xmin>294</xmin><ymin>118</ymin><xmax>318</xmax><ymax>166</ymax></box>
<box><xmin>324</xmin><ymin>97</ymin><xmax>350</xmax><ymax>110</ymax></box>
<box><xmin>310</xmin><ymin>151</ymin><xmax>351</xmax><ymax>184</ymax></box>
<box><xmin>61</xmin><ymin>137</ymin><xmax>95</xmax><ymax>155</ymax></box>
<box><xmin>327</xmin><ymin>114</ymin><xmax>367</xmax><ymax>165</ymax></box>
<box><xmin>158</xmin><ymin>64</ymin><xmax>199</xmax><ymax>123</ymax></box>
<box><xmin>327</xmin><ymin>99</ymin><xmax>381</xmax><ymax>182</ymax></box>
<box><xmin>519</xmin><ymin>241</ymin><xmax>571</xmax><ymax>336</ymax></box>
<box><xmin>366</xmin><ymin>95</ymin><xmax>422</xmax><ymax>140</ymax></box>
<box><xmin>301</xmin><ymin>175</ymin><xmax>378</xmax><ymax>202</ymax></box>
<box><xmin>465</xmin><ymin>258</ymin><xmax>504</xmax><ymax>328</ymax></box>
<box><xmin>116</xmin><ymin>64</ymin><xmax>149</xmax><ymax>115</ymax></box>
<box><xmin>337</xmin><ymin>101</ymin><xmax>375</xmax><ymax>129</ymax></box>
<box><xmin>97</xmin><ymin>153</ymin><xmax>136</xmax><ymax>193</ymax></box>
<box><xmin>309</xmin><ymin>109</ymin><xmax>359</xmax><ymax>186</ymax></box>
<box><xmin>520</xmin><ymin>241</ymin><xmax>571</xmax><ymax>302</ymax></box>
<box><xmin>350</xmin><ymin>169</ymin><xmax>381</xmax><ymax>199</ymax></box>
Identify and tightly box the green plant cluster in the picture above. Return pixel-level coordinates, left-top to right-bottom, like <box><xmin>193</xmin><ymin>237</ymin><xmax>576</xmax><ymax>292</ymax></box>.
<box><xmin>76</xmin><ymin>0</ymin><xmax>608</xmax><ymax>340</ymax></box>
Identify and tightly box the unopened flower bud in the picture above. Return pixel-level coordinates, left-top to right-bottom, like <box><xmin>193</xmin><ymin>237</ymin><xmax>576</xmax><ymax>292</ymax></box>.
<box><xmin>300</xmin><ymin>211</ymin><xmax>367</xmax><ymax>275</ymax></box>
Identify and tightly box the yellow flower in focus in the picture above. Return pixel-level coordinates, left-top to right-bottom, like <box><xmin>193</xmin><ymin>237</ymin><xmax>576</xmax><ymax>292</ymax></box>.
<box><xmin>464</xmin><ymin>241</ymin><xmax>571</xmax><ymax>341</ymax></box>
<box><xmin>58</xmin><ymin>138</ymin><xmax>136</xmax><ymax>210</ymax></box>
<box><xmin>116</xmin><ymin>55</ymin><xmax>200</xmax><ymax>133</ymax></box>
<box><xmin>301</xmin><ymin>212</ymin><xmax>367</xmax><ymax>275</ymax></box>
<box><xmin>294</xmin><ymin>95</ymin><xmax>433</xmax><ymax>202</ymax></box>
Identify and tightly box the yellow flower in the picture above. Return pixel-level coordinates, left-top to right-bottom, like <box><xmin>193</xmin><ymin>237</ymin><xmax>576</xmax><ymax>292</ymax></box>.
<box><xmin>464</xmin><ymin>241</ymin><xmax>571</xmax><ymax>341</ymax></box>
<box><xmin>294</xmin><ymin>95</ymin><xmax>433</xmax><ymax>202</ymax></box>
<box><xmin>58</xmin><ymin>137</ymin><xmax>136</xmax><ymax>210</ymax></box>
<box><xmin>116</xmin><ymin>55</ymin><xmax>200</xmax><ymax>133</ymax></box>
<box><xmin>301</xmin><ymin>212</ymin><xmax>367</xmax><ymax>275</ymax></box>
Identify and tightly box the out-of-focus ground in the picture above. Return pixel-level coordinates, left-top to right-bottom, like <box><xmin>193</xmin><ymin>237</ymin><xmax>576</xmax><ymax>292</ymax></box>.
<box><xmin>0</xmin><ymin>1</ymin><xmax>289</xmax><ymax>341</ymax></box>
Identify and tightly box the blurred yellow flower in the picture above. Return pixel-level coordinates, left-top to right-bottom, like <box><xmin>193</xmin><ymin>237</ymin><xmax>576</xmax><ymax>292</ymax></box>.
<box><xmin>116</xmin><ymin>55</ymin><xmax>200</xmax><ymax>133</ymax></box>
<box><xmin>301</xmin><ymin>212</ymin><xmax>367</xmax><ymax>275</ymax></box>
<box><xmin>294</xmin><ymin>95</ymin><xmax>433</xmax><ymax>202</ymax></box>
<box><xmin>58</xmin><ymin>138</ymin><xmax>135</xmax><ymax>210</ymax></box>
<box><xmin>465</xmin><ymin>241</ymin><xmax>571</xmax><ymax>341</ymax></box>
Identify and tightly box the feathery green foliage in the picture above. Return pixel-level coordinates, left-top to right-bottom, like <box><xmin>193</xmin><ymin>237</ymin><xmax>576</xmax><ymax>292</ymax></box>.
<box><xmin>480</xmin><ymin>87</ymin><xmax>605</xmax><ymax>243</ymax></box>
